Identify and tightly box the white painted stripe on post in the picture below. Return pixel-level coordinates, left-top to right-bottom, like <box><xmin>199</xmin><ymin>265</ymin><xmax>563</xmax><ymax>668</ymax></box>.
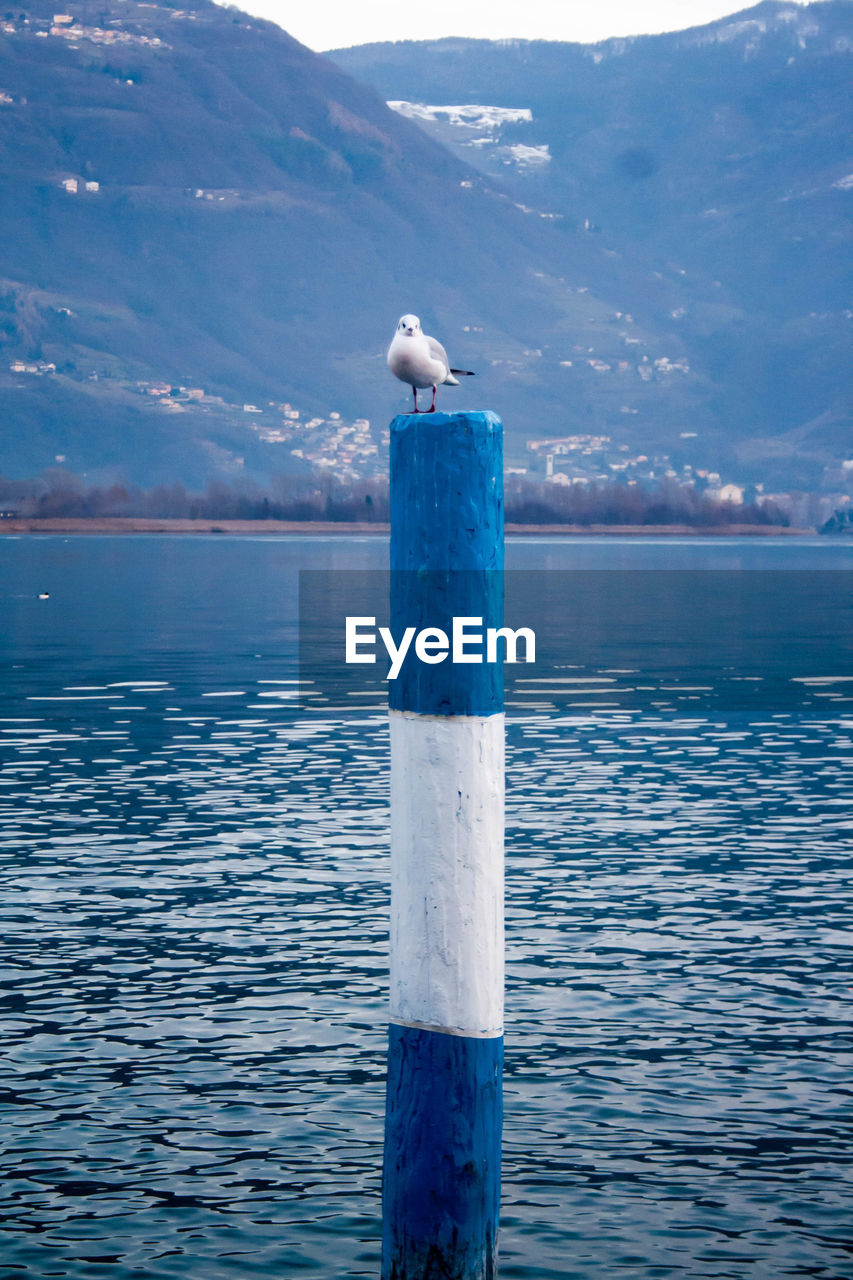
<box><xmin>389</xmin><ymin>709</ymin><xmax>505</xmax><ymax>1038</ymax></box>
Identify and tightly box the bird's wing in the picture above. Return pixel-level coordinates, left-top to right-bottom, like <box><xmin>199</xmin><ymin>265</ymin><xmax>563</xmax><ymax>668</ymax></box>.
<box><xmin>425</xmin><ymin>335</ymin><xmax>451</xmax><ymax>374</ymax></box>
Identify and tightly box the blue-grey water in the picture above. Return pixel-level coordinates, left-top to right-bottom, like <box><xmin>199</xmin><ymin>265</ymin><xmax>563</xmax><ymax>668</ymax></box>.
<box><xmin>1</xmin><ymin>535</ymin><xmax>851</xmax><ymax>1279</ymax></box>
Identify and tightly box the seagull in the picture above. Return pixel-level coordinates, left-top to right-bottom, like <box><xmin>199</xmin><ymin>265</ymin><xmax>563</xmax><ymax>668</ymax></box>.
<box><xmin>387</xmin><ymin>314</ymin><xmax>474</xmax><ymax>413</ymax></box>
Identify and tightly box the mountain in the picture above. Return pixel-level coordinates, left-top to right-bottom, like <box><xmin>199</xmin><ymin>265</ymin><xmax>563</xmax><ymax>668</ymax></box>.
<box><xmin>0</xmin><ymin>0</ymin><xmax>578</xmax><ymax>484</ymax></box>
<box><xmin>0</xmin><ymin>0</ymin><xmax>849</xmax><ymax>496</ymax></box>
<box><xmin>332</xmin><ymin>0</ymin><xmax>853</xmax><ymax>493</ymax></box>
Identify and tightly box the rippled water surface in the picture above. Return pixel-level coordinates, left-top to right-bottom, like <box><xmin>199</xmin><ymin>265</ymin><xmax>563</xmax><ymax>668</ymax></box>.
<box><xmin>1</xmin><ymin>535</ymin><xmax>851</xmax><ymax>1279</ymax></box>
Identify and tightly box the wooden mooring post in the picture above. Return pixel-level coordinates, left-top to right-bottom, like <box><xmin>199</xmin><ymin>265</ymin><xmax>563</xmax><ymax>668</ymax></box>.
<box><xmin>382</xmin><ymin>409</ymin><xmax>505</xmax><ymax>1279</ymax></box>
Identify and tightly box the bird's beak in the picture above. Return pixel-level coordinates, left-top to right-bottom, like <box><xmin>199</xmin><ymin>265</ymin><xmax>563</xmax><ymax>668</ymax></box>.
<box><xmin>405</xmin><ymin>327</ymin><xmax>414</xmax><ymax>336</ymax></box>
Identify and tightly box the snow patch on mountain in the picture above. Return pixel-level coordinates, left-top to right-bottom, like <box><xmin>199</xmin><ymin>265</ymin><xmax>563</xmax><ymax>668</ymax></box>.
<box><xmin>387</xmin><ymin>102</ymin><xmax>532</xmax><ymax>130</ymax></box>
<box><xmin>387</xmin><ymin>101</ymin><xmax>550</xmax><ymax>170</ymax></box>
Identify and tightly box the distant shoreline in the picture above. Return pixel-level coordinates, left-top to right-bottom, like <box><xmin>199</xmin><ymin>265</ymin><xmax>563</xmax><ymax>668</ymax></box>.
<box><xmin>0</xmin><ymin>517</ymin><xmax>812</xmax><ymax>537</ymax></box>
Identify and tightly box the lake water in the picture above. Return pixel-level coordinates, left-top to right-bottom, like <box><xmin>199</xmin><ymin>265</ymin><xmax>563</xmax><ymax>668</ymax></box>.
<box><xmin>1</xmin><ymin>534</ymin><xmax>851</xmax><ymax>1279</ymax></box>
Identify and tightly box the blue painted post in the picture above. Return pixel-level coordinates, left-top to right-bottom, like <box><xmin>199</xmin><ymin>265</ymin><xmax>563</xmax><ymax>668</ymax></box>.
<box><xmin>383</xmin><ymin>409</ymin><xmax>504</xmax><ymax>1279</ymax></box>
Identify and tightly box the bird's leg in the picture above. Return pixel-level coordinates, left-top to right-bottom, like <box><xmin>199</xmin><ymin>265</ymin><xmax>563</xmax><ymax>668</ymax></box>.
<box><xmin>428</xmin><ymin>385</ymin><xmax>437</xmax><ymax>412</ymax></box>
<box><xmin>411</xmin><ymin>385</ymin><xmax>419</xmax><ymax>414</ymax></box>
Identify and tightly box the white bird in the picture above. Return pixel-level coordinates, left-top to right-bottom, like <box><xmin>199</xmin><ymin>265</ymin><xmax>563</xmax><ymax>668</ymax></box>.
<box><xmin>387</xmin><ymin>314</ymin><xmax>474</xmax><ymax>413</ymax></box>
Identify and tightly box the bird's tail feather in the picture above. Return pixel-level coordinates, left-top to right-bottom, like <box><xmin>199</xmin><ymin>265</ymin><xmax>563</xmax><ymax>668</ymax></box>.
<box><xmin>450</xmin><ymin>368</ymin><xmax>475</xmax><ymax>376</ymax></box>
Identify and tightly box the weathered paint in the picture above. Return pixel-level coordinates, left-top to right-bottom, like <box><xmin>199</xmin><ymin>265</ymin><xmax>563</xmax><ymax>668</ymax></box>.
<box><xmin>389</xmin><ymin>411</ymin><xmax>504</xmax><ymax>578</ymax></box>
<box><xmin>389</xmin><ymin>411</ymin><xmax>504</xmax><ymax>718</ymax></box>
<box><xmin>387</xmin><ymin>570</ymin><xmax>504</xmax><ymax>716</ymax></box>
<box><xmin>384</xmin><ymin>409</ymin><xmax>504</xmax><ymax>1279</ymax></box>
<box><xmin>389</xmin><ymin>709</ymin><xmax>504</xmax><ymax>1037</ymax></box>
<box><xmin>382</xmin><ymin>1023</ymin><xmax>502</xmax><ymax>1280</ymax></box>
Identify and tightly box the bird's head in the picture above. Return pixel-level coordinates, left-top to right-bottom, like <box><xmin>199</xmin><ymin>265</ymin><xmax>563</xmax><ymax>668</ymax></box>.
<box><xmin>397</xmin><ymin>314</ymin><xmax>420</xmax><ymax>338</ymax></box>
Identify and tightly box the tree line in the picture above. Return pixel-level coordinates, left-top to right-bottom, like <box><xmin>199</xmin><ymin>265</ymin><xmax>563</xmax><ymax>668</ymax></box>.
<box><xmin>0</xmin><ymin>469</ymin><xmax>789</xmax><ymax>527</ymax></box>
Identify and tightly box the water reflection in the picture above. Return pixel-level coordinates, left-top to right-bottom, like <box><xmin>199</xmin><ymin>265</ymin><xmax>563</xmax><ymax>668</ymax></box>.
<box><xmin>0</xmin><ymin>536</ymin><xmax>850</xmax><ymax>1278</ymax></box>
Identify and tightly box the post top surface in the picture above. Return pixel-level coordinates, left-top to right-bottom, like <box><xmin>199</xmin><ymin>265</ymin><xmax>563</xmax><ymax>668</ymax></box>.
<box><xmin>390</xmin><ymin>409</ymin><xmax>502</xmax><ymax>434</ymax></box>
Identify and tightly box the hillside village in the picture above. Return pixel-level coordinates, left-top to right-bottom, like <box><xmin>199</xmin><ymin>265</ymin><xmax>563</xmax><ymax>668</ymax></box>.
<box><xmin>6</xmin><ymin>355</ymin><xmax>813</xmax><ymax>518</ymax></box>
<box><xmin>1</xmin><ymin>7</ymin><xmax>174</xmax><ymax>47</ymax></box>
<box><xmin>136</xmin><ymin>382</ymin><xmax>383</xmax><ymax>474</ymax></box>
<box><xmin>6</xmin><ymin>358</ymin><xmax>386</xmax><ymax>478</ymax></box>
